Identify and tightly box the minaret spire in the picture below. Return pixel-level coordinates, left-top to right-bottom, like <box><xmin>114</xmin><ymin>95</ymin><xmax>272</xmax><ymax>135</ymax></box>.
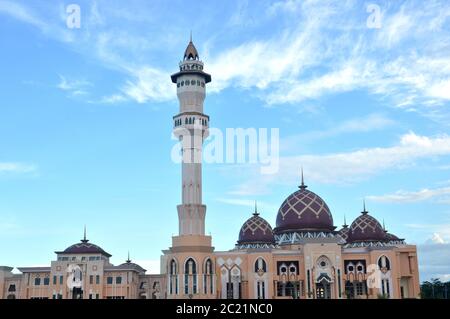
<box><xmin>299</xmin><ymin>167</ymin><xmax>307</xmax><ymax>190</ymax></box>
<box><xmin>190</xmin><ymin>30</ymin><xmax>192</xmax><ymax>42</ymax></box>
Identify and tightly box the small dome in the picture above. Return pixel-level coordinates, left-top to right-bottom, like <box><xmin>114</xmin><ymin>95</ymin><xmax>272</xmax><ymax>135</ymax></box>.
<box><xmin>238</xmin><ymin>207</ymin><xmax>275</xmax><ymax>245</ymax></box>
<box><xmin>275</xmin><ymin>176</ymin><xmax>334</xmax><ymax>233</ymax></box>
<box><xmin>347</xmin><ymin>208</ymin><xmax>386</xmax><ymax>243</ymax></box>
<box><xmin>60</xmin><ymin>241</ymin><xmax>111</xmax><ymax>257</ymax></box>
<box><xmin>56</xmin><ymin>229</ymin><xmax>111</xmax><ymax>257</ymax></box>
<box><xmin>116</xmin><ymin>258</ymin><xmax>146</xmax><ymax>273</ymax></box>
<box><xmin>386</xmin><ymin>232</ymin><xmax>403</xmax><ymax>241</ymax></box>
<box><xmin>184</xmin><ymin>40</ymin><xmax>199</xmax><ymax>60</ymax></box>
<box><xmin>337</xmin><ymin>225</ymin><xmax>349</xmax><ymax>242</ymax></box>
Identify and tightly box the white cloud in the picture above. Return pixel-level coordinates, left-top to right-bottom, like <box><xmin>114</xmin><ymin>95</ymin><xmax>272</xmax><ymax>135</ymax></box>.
<box><xmin>0</xmin><ymin>0</ymin><xmax>73</xmax><ymax>42</ymax></box>
<box><xmin>0</xmin><ymin>162</ymin><xmax>36</xmax><ymax>174</ymax></box>
<box><xmin>3</xmin><ymin>0</ymin><xmax>450</xmax><ymax>115</ymax></box>
<box><xmin>283</xmin><ymin>132</ymin><xmax>450</xmax><ymax>184</ymax></box>
<box><xmin>209</xmin><ymin>0</ymin><xmax>450</xmax><ymax>122</ymax></box>
<box><xmin>368</xmin><ymin>186</ymin><xmax>450</xmax><ymax>203</ymax></box>
<box><xmin>122</xmin><ymin>67</ymin><xmax>174</xmax><ymax>103</ymax></box>
<box><xmin>427</xmin><ymin>233</ymin><xmax>447</xmax><ymax>244</ymax></box>
<box><xmin>98</xmin><ymin>94</ymin><xmax>127</xmax><ymax>104</ymax></box>
<box><xmin>229</xmin><ymin>132</ymin><xmax>450</xmax><ymax>195</ymax></box>
<box><xmin>57</xmin><ymin>75</ymin><xmax>92</xmax><ymax>97</ymax></box>
<box><xmin>281</xmin><ymin>113</ymin><xmax>395</xmax><ymax>150</ymax></box>
<box><xmin>418</xmin><ymin>243</ymin><xmax>450</xmax><ymax>281</ymax></box>
<box><xmin>0</xmin><ymin>0</ymin><xmax>47</xmax><ymax>29</ymax></box>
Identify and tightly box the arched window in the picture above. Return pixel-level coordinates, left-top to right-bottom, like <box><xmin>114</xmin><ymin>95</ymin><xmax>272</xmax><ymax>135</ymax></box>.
<box><xmin>356</xmin><ymin>262</ymin><xmax>364</xmax><ymax>273</ymax></box>
<box><xmin>254</xmin><ymin>258</ymin><xmax>267</xmax><ymax>273</ymax></box>
<box><xmin>184</xmin><ymin>258</ymin><xmax>197</xmax><ymax>295</ymax></box>
<box><xmin>347</xmin><ymin>262</ymin><xmax>355</xmax><ymax>274</ymax></box>
<box><xmin>378</xmin><ymin>255</ymin><xmax>391</xmax><ymax>270</ymax></box>
<box><xmin>169</xmin><ymin>259</ymin><xmax>178</xmax><ymax>295</ymax></box>
<box><xmin>203</xmin><ymin>258</ymin><xmax>214</xmax><ymax>294</ymax></box>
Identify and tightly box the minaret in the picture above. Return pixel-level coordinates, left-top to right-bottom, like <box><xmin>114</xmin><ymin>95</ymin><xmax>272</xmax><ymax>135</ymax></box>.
<box><xmin>171</xmin><ymin>38</ymin><xmax>211</xmax><ymax>237</ymax></box>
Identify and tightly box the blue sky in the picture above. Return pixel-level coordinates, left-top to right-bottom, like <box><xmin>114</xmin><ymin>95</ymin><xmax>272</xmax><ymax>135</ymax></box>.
<box><xmin>0</xmin><ymin>0</ymin><xmax>449</xmax><ymax>282</ymax></box>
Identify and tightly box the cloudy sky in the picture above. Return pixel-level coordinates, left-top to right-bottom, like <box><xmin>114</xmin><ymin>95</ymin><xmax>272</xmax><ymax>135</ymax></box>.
<box><xmin>0</xmin><ymin>0</ymin><xmax>449</xmax><ymax>282</ymax></box>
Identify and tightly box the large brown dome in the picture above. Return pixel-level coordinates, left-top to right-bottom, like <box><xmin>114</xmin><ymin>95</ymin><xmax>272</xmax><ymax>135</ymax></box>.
<box><xmin>274</xmin><ymin>178</ymin><xmax>334</xmax><ymax>233</ymax></box>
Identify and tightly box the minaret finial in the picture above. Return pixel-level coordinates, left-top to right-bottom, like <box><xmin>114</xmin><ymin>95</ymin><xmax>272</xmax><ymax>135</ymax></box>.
<box><xmin>299</xmin><ymin>167</ymin><xmax>307</xmax><ymax>190</ymax></box>
<box><xmin>253</xmin><ymin>201</ymin><xmax>259</xmax><ymax>216</ymax></box>
<box><xmin>126</xmin><ymin>251</ymin><xmax>131</xmax><ymax>263</ymax></box>
<box><xmin>81</xmin><ymin>225</ymin><xmax>88</xmax><ymax>243</ymax></box>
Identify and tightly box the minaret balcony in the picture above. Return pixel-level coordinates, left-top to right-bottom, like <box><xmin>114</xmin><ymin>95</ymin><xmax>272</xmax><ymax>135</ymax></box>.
<box><xmin>173</xmin><ymin>113</ymin><xmax>209</xmax><ymax>130</ymax></box>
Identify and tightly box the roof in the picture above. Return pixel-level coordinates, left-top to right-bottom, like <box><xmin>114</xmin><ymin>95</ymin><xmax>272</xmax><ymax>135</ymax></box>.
<box><xmin>184</xmin><ymin>40</ymin><xmax>199</xmax><ymax>60</ymax></box>
<box><xmin>17</xmin><ymin>267</ymin><xmax>51</xmax><ymax>273</ymax></box>
<box><xmin>170</xmin><ymin>69</ymin><xmax>211</xmax><ymax>83</ymax></box>
<box><xmin>55</xmin><ymin>237</ymin><xmax>112</xmax><ymax>257</ymax></box>
<box><xmin>105</xmin><ymin>262</ymin><xmax>146</xmax><ymax>273</ymax></box>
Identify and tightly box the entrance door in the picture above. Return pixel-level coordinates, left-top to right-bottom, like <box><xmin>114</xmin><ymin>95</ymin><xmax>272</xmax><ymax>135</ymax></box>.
<box><xmin>72</xmin><ymin>287</ymin><xmax>83</xmax><ymax>299</ymax></box>
<box><xmin>316</xmin><ymin>282</ymin><xmax>331</xmax><ymax>299</ymax></box>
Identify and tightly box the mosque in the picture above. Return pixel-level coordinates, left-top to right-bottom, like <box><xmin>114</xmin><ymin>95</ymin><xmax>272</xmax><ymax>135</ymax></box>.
<box><xmin>0</xmin><ymin>39</ymin><xmax>420</xmax><ymax>299</ymax></box>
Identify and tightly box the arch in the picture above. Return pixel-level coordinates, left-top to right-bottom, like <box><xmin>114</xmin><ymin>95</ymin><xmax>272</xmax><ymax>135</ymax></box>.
<box><xmin>377</xmin><ymin>255</ymin><xmax>391</xmax><ymax>270</ymax></box>
<box><xmin>203</xmin><ymin>257</ymin><xmax>214</xmax><ymax>274</ymax></box>
<box><xmin>279</xmin><ymin>262</ymin><xmax>287</xmax><ymax>274</ymax></box>
<box><xmin>203</xmin><ymin>257</ymin><xmax>214</xmax><ymax>295</ymax></box>
<box><xmin>184</xmin><ymin>257</ymin><xmax>198</xmax><ymax>295</ymax></box>
<box><xmin>346</xmin><ymin>262</ymin><xmax>355</xmax><ymax>274</ymax></box>
<box><xmin>169</xmin><ymin>258</ymin><xmax>179</xmax><ymax>275</ymax></box>
<box><xmin>168</xmin><ymin>258</ymin><xmax>179</xmax><ymax>296</ymax></box>
<box><xmin>254</xmin><ymin>257</ymin><xmax>267</xmax><ymax>273</ymax></box>
<box><xmin>184</xmin><ymin>257</ymin><xmax>197</xmax><ymax>274</ymax></box>
<box><xmin>317</xmin><ymin>255</ymin><xmax>331</xmax><ymax>268</ymax></box>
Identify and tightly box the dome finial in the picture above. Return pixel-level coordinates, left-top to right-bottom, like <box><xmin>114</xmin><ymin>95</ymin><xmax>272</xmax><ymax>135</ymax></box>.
<box><xmin>362</xmin><ymin>199</ymin><xmax>368</xmax><ymax>215</ymax></box>
<box><xmin>81</xmin><ymin>225</ymin><xmax>89</xmax><ymax>243</ymax></box>
<box><xmin>253</xmin><ymin>200</ymin><xmax>259</xmax><ymax>216</ymax></box>
<box><xmin>126</xmin><ymin>251</ymin><xmax>131</xmax><ymax>263</ymax></box>
<box><xmin>343</xmin><ymin>214</ymin><xmax>348</xmax><ymax>228</ymax></box>
<box><xmin>190</xmin><ymin>30</ymin><xmax>192</xmax><ymax>43</ymax></box>
<box><xmin>382</xmin><ymin>219</ymin><xmax>387</xmax><ymax>233</ymax></box>
<box><xmin>299</xmin><ymin>167</ymin><xmax>307</xmax><ymax>190</ymax></box>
